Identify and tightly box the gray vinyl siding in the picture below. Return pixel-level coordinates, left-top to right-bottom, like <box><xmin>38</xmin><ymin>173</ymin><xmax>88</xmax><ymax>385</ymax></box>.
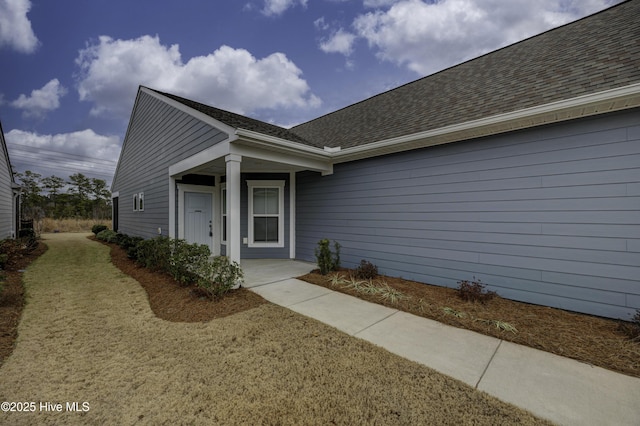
<box><xmin>296</xmin><ymin>108</ymin><xmax>640</xmax><ymax>320</ymax></box>
<box><xmin>112</xmin><ymin>91</ymin><xmax>227</xmax><ymax>239</ymax></box>
<box><xmin>0</xmin><ymin>136</ymin><xmax>13</xmax><ymax>239</ymax></box>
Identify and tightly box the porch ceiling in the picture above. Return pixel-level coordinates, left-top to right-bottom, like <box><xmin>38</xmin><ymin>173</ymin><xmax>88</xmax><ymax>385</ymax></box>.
<box><xmin>189</xmin><ymin>156</ymin><xmax>310</xmax><ymax>175</ymax></box>
<box><xmin>170</xmin><ymin>137</ymin><xmax>333</xmax><ymax>178</ymax></box>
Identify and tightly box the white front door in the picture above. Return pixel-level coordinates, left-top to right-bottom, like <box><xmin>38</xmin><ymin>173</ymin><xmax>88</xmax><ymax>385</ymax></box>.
<box><xmin>184</xmin><ymin>192</ymin><xmax>213</xmax><ymax>251</ymax></box>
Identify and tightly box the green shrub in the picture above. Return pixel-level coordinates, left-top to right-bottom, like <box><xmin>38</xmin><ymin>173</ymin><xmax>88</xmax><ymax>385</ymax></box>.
<box><xmin>168</xmin><ymin>239</ymin><xmax>211</xmax><ymax>286</ymax></box>
<box><xmin>96</xmin><ymin>229</ymin><xmax>118</xmax><ymax>243</ymax></box>
<box><xmin>0</xmin><ymin>239</ymin><xmax>22</xmax><ymax>267</ymax></box>
<box><xmin>91</xmin><ymin>224</ymin><xmax>108</xmax><ymax>235</ymax></box>
<box><xmin>0</xmin><ymin>241</ymin><xmax>7</xmax><ymax>294</ymax></box>
<box><xmin>355</xmin><ymin>259</ymin><xmax>378</xmax><ymax>279</ymax></box>
<box><xmin>127</xmin><ymin>236</ymin><xmax>243</xmax><ymax>295</ymax></box>
<box><xmin>457</xmin><ymin>277</ymin><xmax>497</xmax><ymax>304</ymax></box>
<box><xmin>135</xmin><ymin>236</ymin><xmax>173</xmax><ymax>272</ymax></box>
<box><xmin>194</xmin><ymin>256</ymin><xmax>243</xmax><ymax>298</ymax></box>
<box><xmin>114</xmin><ymin>233</ymin><xmax>127</xmax><ymax>247</ymax></box>
<box><xmin>17</xmin><ymin>228</ymin><xmax>38</xmax><ymax>250</ymax></box>
<box><xmin>315</xmin><ymin>239</ymin><xmax>341</xmax><ymax>275</ymax></box>
<box><xmin>0</xmin><ymin>238</ymin><xmax>37</xmax><ymax>271</ymax></box>
<box><xmin>134</xmin><ymin>237</ymin><xmax>212</xmax><ymax>285</ymax></box>
<box><xmin>115</xmin><ymin>234</ymin><xmax>144</xmax><ymax>260</ymax></box>
<box><xmin>618</xmin><ymin>310</ymin><xmax>640</xmax><ymax>342</ymax></box>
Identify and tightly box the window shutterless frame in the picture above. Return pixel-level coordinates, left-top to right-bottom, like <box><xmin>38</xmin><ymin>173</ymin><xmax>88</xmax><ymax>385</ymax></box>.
<box><xmin>246</xmin><ymin>180</ymin><xmax>284</xmax><ymax>248</ymax></box>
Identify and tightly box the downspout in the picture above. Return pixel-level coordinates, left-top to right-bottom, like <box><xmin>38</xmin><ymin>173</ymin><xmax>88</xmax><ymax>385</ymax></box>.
<box><xmin>12</xmin><ymin>184</ymin><xmax>21</xmax><ymax>239</ymax></box>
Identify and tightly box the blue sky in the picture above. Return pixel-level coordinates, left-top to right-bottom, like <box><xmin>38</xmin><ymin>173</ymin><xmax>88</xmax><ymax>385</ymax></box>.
<box><xmin>0</xmin><ymin>0</ymin><xmax>622</xmax><ymax>185</ymax></box>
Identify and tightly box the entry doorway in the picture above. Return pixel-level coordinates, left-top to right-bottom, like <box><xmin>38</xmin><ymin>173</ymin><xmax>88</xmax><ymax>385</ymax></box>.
<box><xmin>177</xmin><ymin>182</ymin><xmax>217</xmax><ymax>253</ymax></box>
<box><xmin>184</xmin><ymin>192</ymin><xmax>213</xmax><ymax>251</ymax></box>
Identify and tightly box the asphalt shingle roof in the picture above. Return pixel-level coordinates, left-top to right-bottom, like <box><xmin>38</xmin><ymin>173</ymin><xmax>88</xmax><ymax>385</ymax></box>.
<box><xmin>291</xmin><ymin>0</ymin><xmax>640</xmax><ymax>149</ymax></box>
<box><xmin>151</xmin><ymin>90</ymin><xmax>311</xmax><ymax>145</ymax></box>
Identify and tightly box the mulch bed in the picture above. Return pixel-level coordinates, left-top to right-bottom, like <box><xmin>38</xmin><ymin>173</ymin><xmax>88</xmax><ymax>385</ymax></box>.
<box><xmin>106</xmin><ymin>240</ymin><xmax>268</xmax><ymax>322</ymax></box>
<box><xmin>299</xmin><ymin>269</ymin><xmax>640</xmax><ymax>378</ymax></box>
<box><xmin>0</xmin><ymin>242</ymin><xmax>47</xmax><ymax>366</ymax></box>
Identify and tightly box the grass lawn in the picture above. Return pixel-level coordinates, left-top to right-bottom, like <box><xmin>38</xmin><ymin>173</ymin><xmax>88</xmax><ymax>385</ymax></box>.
<box><xmin>0</xmin><ymin>233</ymin><xmax>549</xmax><ymax>424</ymax></box>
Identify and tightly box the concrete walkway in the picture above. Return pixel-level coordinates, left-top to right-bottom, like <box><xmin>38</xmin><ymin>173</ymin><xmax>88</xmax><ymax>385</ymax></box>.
<box><xmin>242</xmin><ymin>260</ymin><xmax>640</xmax><ymax>426</ymax></box>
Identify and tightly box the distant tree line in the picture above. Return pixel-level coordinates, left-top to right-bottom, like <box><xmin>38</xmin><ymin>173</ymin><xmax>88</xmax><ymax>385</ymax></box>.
<box><xmin>14</xmin><ymin>171</ymin><xmax>112</xmax><ymax>221</ymax></box>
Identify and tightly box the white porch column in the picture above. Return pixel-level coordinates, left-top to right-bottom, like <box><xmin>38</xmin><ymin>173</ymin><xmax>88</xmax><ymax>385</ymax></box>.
<box><xmin>225</xmin><ymin>154</ymin><xmax>242</xmax><ymax>264</ymax></box>
<box><xmin>289</xmin><ymin>171</ymin><xmax>296</xmax><ymax>259</ymax></box>
<box><xmin>168</xmin><ymin>177</ymin><xmax>176</xmax><ymax>238</ymax></box>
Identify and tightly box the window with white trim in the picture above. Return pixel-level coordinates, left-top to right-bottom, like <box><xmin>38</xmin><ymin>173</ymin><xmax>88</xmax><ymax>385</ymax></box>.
<box><xmin>133</xmin><ymin>192</ymin><xmax>144</xmax><ymax>212</ymax></box>
<box><xmin>221</xmin><ymin>184</ymin><xmax>227</xmax><ymax>244</ymax></box>
<box><xmin>247</xmin><ymin>180</ymin><xmax>284</xmax><ymax>248</ymax></box>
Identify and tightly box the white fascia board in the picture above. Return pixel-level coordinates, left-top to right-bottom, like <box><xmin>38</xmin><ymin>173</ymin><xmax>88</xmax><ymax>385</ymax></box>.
<box><xmin>229</xmin><ymin>142</ymin><xmax>332</xmax><ymax>174</ymax></box>
<box><xmin>333</xmin><ymin>82</ymin><xmax>640</xmax><ymax>163</ymax></box>
<box><xmin>169</xmin><ymin>139</ymin><xmax>232</xmax><ymax>177</ymax></box>
<box><xmin>141</xmin><ymin>87</ymin><xmax>238</xmax><ymax>136</ymax></box>
<box><xmin>234</xmin><ymin>128</ymin><xmax>333</xmax><ymax>174</ymax></box>
<box><xmin>235</xmin><ymin>128</ymin><xmax>330</xmax><ymax>159</ymax></box>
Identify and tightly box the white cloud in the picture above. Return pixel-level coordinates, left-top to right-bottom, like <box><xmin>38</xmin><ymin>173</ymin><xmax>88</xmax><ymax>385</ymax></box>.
<box><xmin>320</xmin><ymin>28</ymin><xmax>357</xmax><ymax>55</ymax></box>
<box><xmin>75</xmin><ymin>35</ymin><xmax>320</xmax><ymax>119</ymax></box>
<box><xmin>262</xmin><ymin>0</ymin><xmax>308</xmax><ymax>16</ymax></box>
<box><xmin>11</xmin><ymin>79</ymin><xmax>67</xmax><ymax>118</ymax></box>
<box><xmin>0</xmin><ymin>0</ymin><xmax>39</xmax><ymax>53</ymax></box>
<box><xmin>351</xmin><ymin>0</ymin><xmax>621</xmax><ymax>75</ymax></box>
<box><xmin>314</xmin><ymin>17</ymin><xmax>329</xmax><ymax>30</ymax></box>
<box><xmin>363</xmin><ymin>0</ymin><xmax>400</xmax><ymax>7</ymax></box>
<box><xmin>6</xmin><ymin>129</ymin><xmax>120</xmax><ymax>180</ymax></box>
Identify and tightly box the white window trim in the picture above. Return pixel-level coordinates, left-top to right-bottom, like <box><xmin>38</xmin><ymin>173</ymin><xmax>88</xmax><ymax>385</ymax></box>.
<box><xmin>220</xmin><ymin>183</ymin><xmax>227</xmax><ymax>245</ymax></box>
<box><xmin>247</xmin><ymin>180</ymin><xmax>285</xmax><ymax>248</ymax></box>
<box><xmin>133</xmin><ymin>193</ymin><xmax>138</xmax><ymax>211</ymax></box>
<box><xmin>138</xmin><ymin>192</ymin><xmax>144</xmax><ymax>212</ymax></box>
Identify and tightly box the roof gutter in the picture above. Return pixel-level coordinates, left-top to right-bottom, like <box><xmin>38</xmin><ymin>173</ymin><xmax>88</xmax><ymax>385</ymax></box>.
<box><xmin>234</xmin><ymin>128</ymin><xmax>332</xmax><ymax>160</ymax></box>
<box><xmin>331</xmin><ymin>82</ymin><xmax>640</xmax><ymax>163</ymax></box>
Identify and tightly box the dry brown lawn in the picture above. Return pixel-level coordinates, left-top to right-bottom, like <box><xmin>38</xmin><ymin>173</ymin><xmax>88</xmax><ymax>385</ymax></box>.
<box><xmin>40</xmin><ymin>217</ymin><xmax>111</xmax><ymax>233</ymax></box>
<box><xmin>0</xmin><ymin>233</ymin><xmax>549</xmax><ymax>425</ymax></box>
